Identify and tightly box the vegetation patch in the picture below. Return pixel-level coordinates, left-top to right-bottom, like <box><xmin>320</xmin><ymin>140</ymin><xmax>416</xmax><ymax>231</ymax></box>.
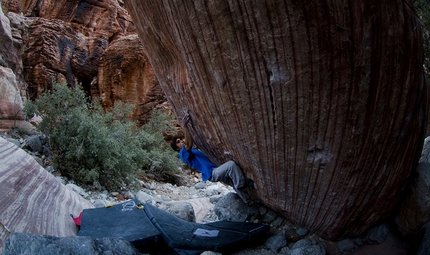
<box><xmin>24</xmin><ymin>83</ymin><xmax>180</xmax><ymax>191</ymax></box>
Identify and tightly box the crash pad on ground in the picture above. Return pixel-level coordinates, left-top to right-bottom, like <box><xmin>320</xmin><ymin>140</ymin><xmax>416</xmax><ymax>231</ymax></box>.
<box><xmin>77</xmin><ymin>200</ymin><xmax>270</xmax><ymax>255</ymax></box>
<box><xmin>77</xmin><ymin>200</ymin><xmax>162</xmax><ymax>253</ymax></box>
<box><xmin>143</xmin><ymin>203</ymin><xmax>270</xmax><ymax>255</ymax></box>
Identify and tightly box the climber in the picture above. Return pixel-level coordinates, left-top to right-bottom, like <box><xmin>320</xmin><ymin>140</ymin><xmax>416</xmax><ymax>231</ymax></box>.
<box><xmin>170</xmin><ymin>113</ymin><xmax>257</xmax><ymax>206</ymax></box>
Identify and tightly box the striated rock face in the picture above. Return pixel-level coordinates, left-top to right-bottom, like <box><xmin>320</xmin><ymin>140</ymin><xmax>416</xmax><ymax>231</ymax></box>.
<box><xmin>0</xmin><ymin>0</ymin><xmax>168</xmax><ymax>127</ymax></box>
<box><xmin>0</xmin><ymin>138</ymin><xmax>93</xmax><ymax>251</ymax></box>
<box><xmin>124</xmin><ymin>0</ymin><xmax>428</xmax><ymax>239</ymax></box>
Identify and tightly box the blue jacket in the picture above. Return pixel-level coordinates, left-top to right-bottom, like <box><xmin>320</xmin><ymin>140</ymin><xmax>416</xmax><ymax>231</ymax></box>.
<box><xmin>179</xmin><ymin>147</ymin><xmax>217</xmax><ymax>181</ymax></box>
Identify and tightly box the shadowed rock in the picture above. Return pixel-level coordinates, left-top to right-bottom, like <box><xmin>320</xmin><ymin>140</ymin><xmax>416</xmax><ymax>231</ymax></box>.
<box><xmin>124</xmin><ymin>0</ymin><xmax>428</xmax><ymax>239</ymax></box>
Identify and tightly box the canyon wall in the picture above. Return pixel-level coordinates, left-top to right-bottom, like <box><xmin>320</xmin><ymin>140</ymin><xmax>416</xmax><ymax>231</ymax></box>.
<box><xmin>124</xmin><ymin>0</ymin><xmax>428</xmax><ymax>239</ymax></box>
<box><xmin>0</xmin><ymin>0</ymin><xmax>167</xmax><ymax>128</ymax></box>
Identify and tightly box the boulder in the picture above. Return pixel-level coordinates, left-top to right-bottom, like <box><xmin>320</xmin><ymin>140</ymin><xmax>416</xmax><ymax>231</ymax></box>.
<box><xmin>0</xmin><ymin>138</ymin><xmax>93</xmax><ymax>251</ymax></box>
<box><xmin>158</xmin><ymin>201</ymin><xmax>196</xmax><ymax>222</ymax></box>
<box><xmin>0</xmin><ymin>66</ymin><xmax>23</xmax><ymax>121</ymax></box>
<box><xmin>265</xmin><ymin>234</ymin><xmax>287</xmax><ymax>252</ymax></box>
<box><xmin>124</xmin><ymin>0</ymin><xmax>428</xmax><ymax>239</ymax></box>
<box><xmin>3</xmin><ymin>233</ymin><xmax>140</xmax><ymax>255</ymax></box>
<box><xmin>214</xmin><ymin>192</ymin><xmax>259</xmax><ymax>222</ymax></box>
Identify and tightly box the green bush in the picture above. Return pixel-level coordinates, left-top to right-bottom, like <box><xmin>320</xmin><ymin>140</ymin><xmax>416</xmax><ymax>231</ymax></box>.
<box><xmin>26</xmin><ymin>83</ymin><xmax>180</xmax><ymax>191</ymax></box>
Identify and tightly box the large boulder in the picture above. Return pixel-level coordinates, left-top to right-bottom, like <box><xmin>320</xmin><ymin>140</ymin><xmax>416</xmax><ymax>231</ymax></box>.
<box><xmin>124</xmin><ymin>0</ymin><xmax>428</xmax><ymax>239</ymax></box>
<box><xmin>0</xmin><ymin>67</ymin><xmax>23</xmax><ymax>121</ymax></box>
<box><xmin>0</xmin><ymin>138</ymin><xmax>93</xmax><ymax>252</ymax></box>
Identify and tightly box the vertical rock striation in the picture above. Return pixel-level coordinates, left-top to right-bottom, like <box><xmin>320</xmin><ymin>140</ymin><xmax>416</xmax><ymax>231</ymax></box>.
<box><xmin>124</xmin><ymin>0</ymin><xmax>428</xmax><ymax>239</ymax></box>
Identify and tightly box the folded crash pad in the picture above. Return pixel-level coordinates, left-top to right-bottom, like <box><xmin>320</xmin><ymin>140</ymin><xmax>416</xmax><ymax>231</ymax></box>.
<box><xmin>143</xmin><ymin>203</ymin><xmax>270</xmax><ymax>254</ymax></box>
<box><xmin>77</xmin><ymin>200</ymin><xmax>162</xmax><ymax>252</ymax></box>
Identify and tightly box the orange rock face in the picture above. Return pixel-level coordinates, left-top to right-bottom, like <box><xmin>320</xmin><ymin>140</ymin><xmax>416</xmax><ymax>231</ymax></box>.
<box><xmin>124</xmin><ymin>0</ymin><xmax>428</xmax><ymax>239</ymax></box>
<box><xmin>0</xmin><ymin>0</ymin><xmax>167</xmax><ymax>126</ymax></box>
<box><xmin>98</xmin><ymin>35</ymin><xmax>166</xmax><ymax>124</ymax></box>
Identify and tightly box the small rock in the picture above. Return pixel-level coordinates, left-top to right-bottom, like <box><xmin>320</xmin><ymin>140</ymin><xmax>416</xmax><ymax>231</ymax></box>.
<box><xmin>45</xmin><ymin>166</ymin><xmax>54</xmax><ymax>173</ymax></box>
<box><xmin>8</xmin><ymin>129</ymin><xmax>21</xmax><ymax>139</ymax></box>
<box><xmin>285</xmin><ymin>228</ymin><xmax>302</xmax><ymax>242</ymax></box>
<box><xmin>209</xmin><ymin>194</ymin><xmax>223</xmax><ymax>204</ymax></box>
<box><xmin>135</xmin><ymin>190</ymin><xmax>158</xmax><ymax>204</ymax></box>
<box><xmin>66</xmin><ymin>183</ymin><xmax>89</xmax><ymax>199</ymax></box>
<box><xmin>123</xmin><ymin>191</ymin><xmax>134</xmax><ymax>199</ymax></box>
<box><xmin>25</xmin><ymin>135</ymin><xmax>42</xmax><ymax>153</ymax></box>
<box><xmin>353</xmin><ymin>237</ymin><xmax>364</xmax><ymax>246</ymax></box>
<box><xmin>265</xmin><ymin>234</ymin><xmax>287</xmax><ymax>252</ymax></box>
<box><xmin>195</xmin><ymin>182</ymin><xmax>206</xmax><ymax>189</ymax></box>
<box><xmin>295</xmin><ymin>227</ymin><xmax>309</xmax><ymax>237</ymax></box>
<box><xmin>293</xmin><ymin>244</ymin><xmax>325</xmax><ymax>255</ymax></box>
<box><xmin>205</xmin><ymin>185</ymin><xmax>221</xmax><ymax>196</ymax></box>
<box><xmin>200</xmin><ymin>251</ymin><xmax>222</xmax><ymax>255</ymax></box>
<box><xmin>271</xmin><ymin>216</ymin><xmax>284</xmax><ymax>228</ymax></box>
<box><xmin>365</xmin><ymin>224</ymin><xmax>389</xmax><ymax>244</ymax></box>
<box><xmin>292</xmin><ymin>238</ymin><xmax>312</xmax><ymax>250</ymax></box>
<box><xmin>337</xmin><ymin>238</ymin><xmax>356</xmax><ymax>252</ymax></box>
<box><xmin>262</xmin><ymin>209</ymin><xmax>278</xmax><ymax>223</ymax></box>
<box><xmin>93</xmin><ymin>199</ymin><xmax>110</xmax><ymax>208</ymax></box>
<box><xmin>42</xmin><ymin>146</ymin><xmax>51</xmax><ymax>158</ymax></box>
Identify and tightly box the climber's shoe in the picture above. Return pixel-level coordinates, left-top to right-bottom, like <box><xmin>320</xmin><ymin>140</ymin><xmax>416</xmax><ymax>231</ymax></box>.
<box><xmin>240</xmin><ymin>179</ymin><xmax>254</xmax><ymax>190</ymax></box>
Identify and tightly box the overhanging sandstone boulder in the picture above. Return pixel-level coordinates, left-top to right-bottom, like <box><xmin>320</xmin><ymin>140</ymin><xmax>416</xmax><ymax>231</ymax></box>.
<box><xmin>0</xmin><ymin>138</ymin><xmax>93</xmax><ymax>252</ymax></box>
<box><xmin>124</xmin><ymin>0</ymin><xmax>428</xmax><ymax>239</ymax></box>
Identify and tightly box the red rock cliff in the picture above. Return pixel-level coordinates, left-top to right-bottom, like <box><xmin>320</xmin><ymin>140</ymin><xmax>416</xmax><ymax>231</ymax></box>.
<box><xmin>124</xmin><ymin>0</ymin><xmax>428</xmax><ymax>239</ymax></box>
<box><xmin>0</xmin><ymin>0</ymin><xmax>167</xmax><ymax>126</ymax></box>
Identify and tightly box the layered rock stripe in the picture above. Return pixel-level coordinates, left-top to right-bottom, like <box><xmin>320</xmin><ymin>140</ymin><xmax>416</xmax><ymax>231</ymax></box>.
<box><xmin>0</xmin><ymin>138</ymin><xmax>93</xmax><ymax>253</ymax></box>
<box><xmin>124</xmin><ymin>0</ymin><xmax>428</xmax><ymax>239</ymax></box>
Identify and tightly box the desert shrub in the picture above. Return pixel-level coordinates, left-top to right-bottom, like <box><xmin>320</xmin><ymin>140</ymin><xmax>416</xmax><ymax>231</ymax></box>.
<box><xmin>141</xmin><ymin>109</ymin><xmax>180</xmax><ymax>180</ymax></box>
<box><xmin>26</xmin><ymin>82</ymin><xmax>180</xmax><ymax>190</ymax></box>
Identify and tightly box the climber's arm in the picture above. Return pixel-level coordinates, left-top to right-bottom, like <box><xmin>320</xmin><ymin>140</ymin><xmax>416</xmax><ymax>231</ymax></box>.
<box><xmin>182</xmin><ymin>113</ymin><xmax>194</xmax><ymax>152</ymax></box>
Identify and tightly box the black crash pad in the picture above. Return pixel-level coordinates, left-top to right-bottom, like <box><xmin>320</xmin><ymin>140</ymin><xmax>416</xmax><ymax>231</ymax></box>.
<box><xmin>143</xmin><ymin>203</ymin><xmax>270</xmax><ymax>255</ymax></box>
<box><xmin>77</xmin><ymin>200</ymin><xmax>163</xmax><ymax>252</ymax></box>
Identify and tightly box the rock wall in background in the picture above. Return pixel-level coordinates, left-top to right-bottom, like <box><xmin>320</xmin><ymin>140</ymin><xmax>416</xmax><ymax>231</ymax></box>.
<box><xmin>0</xmin><ymin>0</ymin><xmax>168</xmax><ymax>129</ymax></box>
<box><xmin>124</xmin><ymin>0</ymin><xmax>428</xmax><ymax>239</ymax></box>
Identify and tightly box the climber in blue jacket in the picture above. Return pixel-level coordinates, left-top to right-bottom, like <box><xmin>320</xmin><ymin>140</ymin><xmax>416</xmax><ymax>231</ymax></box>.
<box><xmin>170</xmin><ymin>113</ymin><xmax>256</xmax><ymax>206</ymax></box>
